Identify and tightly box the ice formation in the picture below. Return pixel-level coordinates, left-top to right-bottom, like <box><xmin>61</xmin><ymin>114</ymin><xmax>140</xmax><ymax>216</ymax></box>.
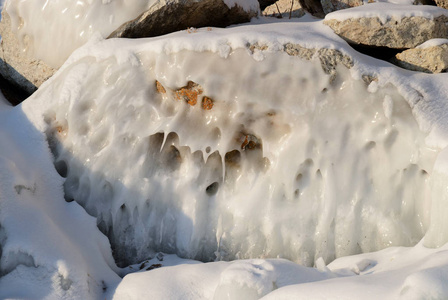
<box><xmin>22</xmin><ymin>23</ymin><xmax>440</xmax><ymax>267</ymax></box>
<box><xmin>3</xmin><ymin>0</ymin><xmax>259</xmax><ymax>68</ymax></box>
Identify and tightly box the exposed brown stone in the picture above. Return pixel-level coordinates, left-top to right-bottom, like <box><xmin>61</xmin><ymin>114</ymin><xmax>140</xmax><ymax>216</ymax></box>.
<box><xmin>174</xmin><ymin>81</ymin><xmax>203</xmax><ymax>106</ymax></box>
<box><xmin>202</xmin><ymin>96</ymin><xmax>214</xmax><ymax>110</ymax></box>
<box><xmin>155</xmin><ymin>80</ymin><xmax>166</xmax><ymax>94</ymax></box>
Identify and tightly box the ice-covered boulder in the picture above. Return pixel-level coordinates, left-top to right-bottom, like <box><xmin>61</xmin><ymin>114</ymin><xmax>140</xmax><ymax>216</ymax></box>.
<box><xmin>324</xmin><ymin>4</ymin><xmax>448</xmax><ymax>49</ymax></box>
<box><xmin>0</xmin><ymin>11</ymin><xmax>56</xmax><ymax>94</ymax></box>
<box><xmin>21</xmin><ymin>21</ymin><xmax>448</xmax><ymax>268</ymax></box>
<box><xmin>108</xmin><ymin>0</ymin><xmax>259</xmax><ymax>39</ymax></box>
<box><xmin>394</xmin><ymin>39</ymin><xmax>448</xmax><ymax>73</ymax></box>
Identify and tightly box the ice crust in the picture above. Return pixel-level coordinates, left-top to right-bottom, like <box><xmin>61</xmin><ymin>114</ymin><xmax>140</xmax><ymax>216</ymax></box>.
<box><xmin>22</xmin><ymin>25</ymin><xmax>440</xmax><ymax>267</ymax></box>
<box><xmin>324</xmin><ymin>3</ymin><xmax>448</xmax><ymax>24</ymax></box>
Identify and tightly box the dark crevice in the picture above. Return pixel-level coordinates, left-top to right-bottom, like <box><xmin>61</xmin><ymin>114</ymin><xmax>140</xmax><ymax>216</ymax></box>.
<box><xmin>350</xmin><ymin>44</ymin><xmax>403</xmax><ymax>62</ymax></box>
<box><xmin>0</xmin><ymin>73</ymin><xmax>32</xmax><ymax>106</ymax></box>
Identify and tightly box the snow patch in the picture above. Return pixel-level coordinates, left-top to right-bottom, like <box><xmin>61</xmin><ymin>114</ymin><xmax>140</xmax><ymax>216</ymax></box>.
<box><xmin>417</xmin><ymin>38</ymin><xmax>448</xmax><ymax>49</ymax></box>
<box><xmin>324</xmin><ymin>3</ymin><xmax>448</xmax><ymax>24</ymax></box>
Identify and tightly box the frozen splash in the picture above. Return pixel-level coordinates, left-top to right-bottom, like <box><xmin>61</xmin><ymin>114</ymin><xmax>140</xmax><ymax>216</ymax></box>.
<box><xmin>4</xmin><ymin>0</ymin><xmax>152</xmax><ymax>68</ymax></box>
<box><xmin>23</xmin><ymin>45</ymin><xmax>437</xmax><ymax>267</ymax></box>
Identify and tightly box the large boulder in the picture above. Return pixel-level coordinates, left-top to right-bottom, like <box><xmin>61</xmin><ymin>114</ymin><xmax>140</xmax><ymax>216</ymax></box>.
<box><xmin>324</xmin><ymin>4</ymin><xmax>448</xmax><ymax>49</ymax></box>
<box><xmin>394</xmin><ymin>39</ymin><xmax>448</xmax><ymax>73</ymax></box>
<box><xmin>108</xmin><ymin>0</ymin><xmax>258</xmax><ymax>39</ymax></box>
<box><xmin>435</xmin><ymin>0</ymin><xmax>448</xmax><ymax>9</ymax></box>
<box><xmin>0</xmin><ymin>12</ymin><xmax>56</xmax><ymax>95</ymax></box>
<box><xmin>263</xmin><ymin>0</ymin><xmax>305</xmax><ymax>18</ymax></box>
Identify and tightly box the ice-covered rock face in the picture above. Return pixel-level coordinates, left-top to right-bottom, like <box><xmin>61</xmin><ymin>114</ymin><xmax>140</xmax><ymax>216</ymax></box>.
<box><xmin>4</xmin><ymin>0</ymin><xmax>152</xmax><ymax>68</ymax></box>
<box><xmin>25</xmin><ymin>45</ymin><xmax>437</xmax><ymax>267</ymax></box>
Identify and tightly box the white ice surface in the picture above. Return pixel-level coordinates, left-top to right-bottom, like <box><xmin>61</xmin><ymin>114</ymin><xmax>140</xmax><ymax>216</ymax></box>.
<box><xmin>3</xmin><ymin>11</ymin><xmax>448</xmax><ymax>300</ymax></box>
<box><xmin>325</xmin><ymin>3</ymin><xmax>448</xmax><ymax>24</ymax></box>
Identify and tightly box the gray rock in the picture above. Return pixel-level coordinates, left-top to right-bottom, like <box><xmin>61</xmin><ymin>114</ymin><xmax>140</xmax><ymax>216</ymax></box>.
<box><xmin>394</xmin><ymin>43</ymin><xmax>448</xmax><ymax>73</ymax></box>
<box><xmin>284</xmin><ymin>43</ymin><xmax>353</xmax><ymax>80</ymax></box>
<box><xmin>263</xmin><ymin>0</ymin><xmax>305</xmax><ymax>18</ymax></box>
<box><xmin>0</xmin><ymin>11</ymin><xmax>56</xmax><ymax>95</ymax></box>
<box><xmin>298</xmin><ymin>0</ymin><xmax>325</xmax><ymax>18</ymax></box>
<box><xmin>435</xmin><ymin>0</ymin><xmax>448</xmax><ymax>9</ymax></box>
<box><xmin>109</xmin><ymin>0</ymin><xmax>258</xmax><ymax>39</ymax></box>
<box><xmin>324</xmin><ymin>15</ymin><xmax>448</xmax><ymax>49</ymax></box>
<box><xmin>250</xmin><ymin>43</ymin><xmax>353</xmax><ymax>81</ymax></box>
<box><xmin>321</xmin><ymin>0</ymin><xmax>362</xmax><ymax>15</ymax></box>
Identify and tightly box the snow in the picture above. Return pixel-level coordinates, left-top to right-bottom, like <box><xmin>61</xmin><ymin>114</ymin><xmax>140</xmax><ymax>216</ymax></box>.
<box><xmin>325</xmin><ymin>3</ymin><xmax>448</xmax><ymax>24</ymax></box>
<box><xmin>2</xmin><ymin>2</ymin><xmax>448</xmax><ymax>300</ymax></box>
<box><xmin>417</xmin><ymin>38</ymin><xmax>448</xmax><ymax>49</ymax></box>
<box><xmin>0</xmin><ymin>94</ymin><xmax>120</xmax><ymax>299</ymax></box>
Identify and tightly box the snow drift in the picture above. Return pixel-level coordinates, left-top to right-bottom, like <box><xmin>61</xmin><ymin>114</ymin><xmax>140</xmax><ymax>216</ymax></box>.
<box><xmin>20</xmin><ymin>21</ymin><xmax>445</xmax><ymax>268</ymax></box>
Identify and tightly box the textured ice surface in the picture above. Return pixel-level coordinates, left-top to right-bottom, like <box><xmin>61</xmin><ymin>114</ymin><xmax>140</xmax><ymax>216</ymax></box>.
<box><xmin>23</xmin><ymin>35</ymin><xmax>437</xmax><ymax>267</ymax></box>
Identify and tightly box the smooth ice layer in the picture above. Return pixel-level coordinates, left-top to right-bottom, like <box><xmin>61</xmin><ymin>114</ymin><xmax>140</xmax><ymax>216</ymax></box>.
<box><xmin>23</xmin><ymin>30</ymin><xmax>437</xmax><ymax>267</ymax></box>
<box><xmin>4</xmin><ymin>0</ymin><xmax>152</xmax><ymax>67</ymax></box>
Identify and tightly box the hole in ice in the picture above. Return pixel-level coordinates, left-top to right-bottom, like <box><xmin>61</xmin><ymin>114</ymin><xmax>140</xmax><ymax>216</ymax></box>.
<box><xmin>54</xmin><ymin>160</ymin><xmax>68</xmax><ymax>178</ymax></box>
<box><xmin>59</xmin><ymin>274</ymin><xmax>72</xmax><ymax>291</ymax></box>
<box><xmin>206</xmin><ymin>146</ymin><xmax>211</xmax><ymax>154</ymax></box>
<box><xmin>206</xmin><ymin>182</ymin><xmax>219</xmax><ymax>196</ymax></box>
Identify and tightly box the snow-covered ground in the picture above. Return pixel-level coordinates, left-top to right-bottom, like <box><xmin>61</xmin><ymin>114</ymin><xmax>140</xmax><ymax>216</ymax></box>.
<box><xmin>2</xmin><ymin>1</ymin><xmax>448</xmax><ymax>299</ymax></box>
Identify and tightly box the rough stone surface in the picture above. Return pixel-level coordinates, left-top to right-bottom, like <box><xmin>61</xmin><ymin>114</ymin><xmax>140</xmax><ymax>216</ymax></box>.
<box><xmin>263</xmin><ymin>0</ymin><xmax>305</xmax><ymax>18</ymax></box>
<box><xmin>283</xmin><ymin>43</ymin><xmax>354</xmax><ymax>80</ymax></box>
<box><xmin>109</xmin><ymin>0</ymin><xmax>258</xmax><ymax>39</ymax></box>
<box><xmin>324</xmin><ymin>15</ymin><xmax>448</xmax><ymax>49</ymax></box>
<box><xmin>394</xmin><ymin>43</ymin><xmax>448</xmax><ymax>73</ymax></box>
<box><xmin>435</xmin><ymin>0</ymin><xmax>448</xmax><ymax>9</ymax></box>
<box><xmin>321</xmin><ymin>0</ymin><xmax>363</xmax><ymax>15</ymax></box>
<box><xmin>298</xmin><ymin>0</ymin><xmax>325</xmax><ymax>18</ymax></box>
<box><xmin>0</xmin><ymin>12</ymin><xmax>56</xmax><ymax>95</ymax></box>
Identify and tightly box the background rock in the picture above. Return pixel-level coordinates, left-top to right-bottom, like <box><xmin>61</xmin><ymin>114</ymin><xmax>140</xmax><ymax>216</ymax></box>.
<box><xmin>263</xmin><ymin>0</ymin><xmax>305</xmax><ymax>18</ymax></box>
<box><xmin>394</xmin><ymin>43</ymin><xmax>448</xmax><ymax>73</ymax></box>
<box><xmin>435</xmin><ymin>0</ymin><xmax>448</xmax><ymax>8</ymax></box>
<box><xmin>109</xmin><ymin>0</ymin><xmax>258</xmax><ymax>39</ymax></box>
<box><xmin>324</xmin><ymin>15</ymin><xmax>448</xmax><ymax>49</ymax></box>
<box><xmin>0</xmin><ymin>12</ymin><xmax>56</xmax><ymax>96</ymax></box>
<box><xmin>259</xmin><ymin>0</ymin><xmax>278</xmax><ymax>10</ymax></box>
